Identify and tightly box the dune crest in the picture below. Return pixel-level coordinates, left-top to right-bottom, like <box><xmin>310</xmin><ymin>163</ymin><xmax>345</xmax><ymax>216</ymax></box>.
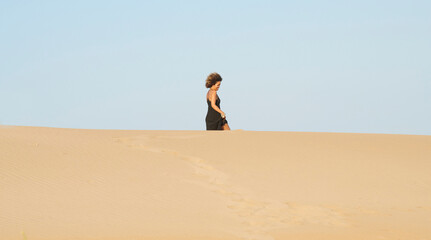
<box><xmin>1</xmin><ymin>126</ymin><xmax>430</xmax><ymax>240</ymax></box>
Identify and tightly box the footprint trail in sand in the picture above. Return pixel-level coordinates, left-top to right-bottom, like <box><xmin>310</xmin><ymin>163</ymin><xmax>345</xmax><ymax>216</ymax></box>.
<box><xmin>115</xmin><ymin>136</ymin><xmax>349</xmax><ymax>240</ymax></box>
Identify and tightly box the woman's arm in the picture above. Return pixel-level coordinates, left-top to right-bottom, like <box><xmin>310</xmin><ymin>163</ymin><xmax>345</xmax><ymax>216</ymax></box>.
<box><xmin>209</xmin><ymin>92</ymin><xmax>225</xmax><ymax>117</ymax></box>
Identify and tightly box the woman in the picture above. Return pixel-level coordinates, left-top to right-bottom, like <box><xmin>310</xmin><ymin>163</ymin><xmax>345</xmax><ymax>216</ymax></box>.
<box><xmin>205</xmin><ymin>72</ymin><xmax>231</xmax><ymax>130</ymax></box>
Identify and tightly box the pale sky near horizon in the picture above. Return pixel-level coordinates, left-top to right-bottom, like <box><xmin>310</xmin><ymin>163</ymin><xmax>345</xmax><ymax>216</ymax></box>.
<box><xmin>1</xmin><ymin>1</ymin><xmax>430</xmax><ymax>135</ymax></box>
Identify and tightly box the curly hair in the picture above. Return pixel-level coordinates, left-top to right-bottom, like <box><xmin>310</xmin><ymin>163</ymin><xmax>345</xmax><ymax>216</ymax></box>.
<box><xmin>205</xmin><ymin>72</ymin><xmax>222</xmax><ymax>88</ymax></box>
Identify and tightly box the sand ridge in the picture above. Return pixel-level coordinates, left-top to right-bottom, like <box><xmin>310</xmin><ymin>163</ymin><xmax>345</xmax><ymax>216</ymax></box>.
<box><xmin>1</xmin><ymin>126</ymin><xmax>431</xmax><ymax>240</ymax></box>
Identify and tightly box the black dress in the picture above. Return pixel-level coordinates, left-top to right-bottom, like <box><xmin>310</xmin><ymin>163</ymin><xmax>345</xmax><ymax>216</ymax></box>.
<box><xmin>206</xmin><ymin>96</ymin><xmax>228</xmax><ymax>130</ymax></box>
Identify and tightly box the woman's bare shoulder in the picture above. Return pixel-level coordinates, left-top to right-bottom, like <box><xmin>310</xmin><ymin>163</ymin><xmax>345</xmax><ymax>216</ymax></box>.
<box><xmin>207</xmin><ymin>90</ymin><xmax>215</xmax><ymax>97</ymax></box>
<box><xmin>206</xmin><ymin>90</ymin><xmax>212</xmax><ymax>100</ymax></box>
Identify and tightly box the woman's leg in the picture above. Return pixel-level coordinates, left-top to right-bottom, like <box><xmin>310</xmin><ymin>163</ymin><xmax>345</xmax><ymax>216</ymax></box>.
<box><xmin>222</xmin><ymin>123</ymin><xmax>231</xmax><ymax>130</ymax></box>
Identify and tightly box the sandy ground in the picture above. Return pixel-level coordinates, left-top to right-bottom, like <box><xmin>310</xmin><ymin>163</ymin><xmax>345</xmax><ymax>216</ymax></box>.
<box><xmin>1</xmin><ymin>125</ymin><xmax>430</xmax><ymax>240</ymax></box>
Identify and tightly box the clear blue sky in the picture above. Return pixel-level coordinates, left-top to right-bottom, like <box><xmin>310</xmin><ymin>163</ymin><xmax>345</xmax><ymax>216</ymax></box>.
<box><xmin>1</xmin><ymin>1</ymin><xmax>430</xmax><ymax>135</ymax></box>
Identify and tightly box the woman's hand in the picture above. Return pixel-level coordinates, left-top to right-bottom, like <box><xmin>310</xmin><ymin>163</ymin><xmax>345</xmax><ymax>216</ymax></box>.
<box><xmin>221</xmin><ymin>112</ymin><xmax>226</xmax><ymax>118</ymax></box>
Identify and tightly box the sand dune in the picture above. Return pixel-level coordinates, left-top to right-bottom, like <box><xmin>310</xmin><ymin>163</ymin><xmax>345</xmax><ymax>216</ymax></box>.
<box><xmin>1</xmin><ymin>126</ymin><xmax>430</xmax><ymax>240</ymax></box>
